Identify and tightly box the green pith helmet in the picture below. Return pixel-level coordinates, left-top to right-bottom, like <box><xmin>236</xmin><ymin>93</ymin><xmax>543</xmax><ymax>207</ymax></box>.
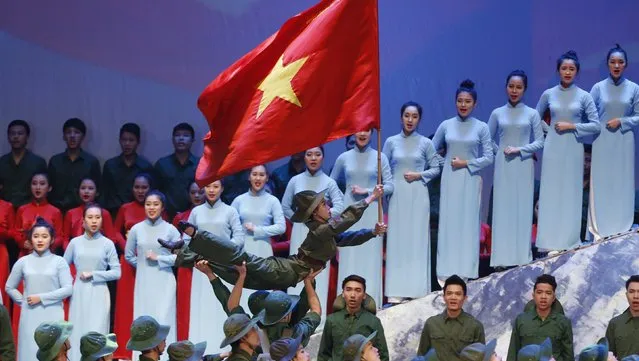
<box><xmin>80</xmin><ymin>332</ymin><xmax>118</xmax><ymax>361</ymax></box>
<box><xmin>34</xmin><ymin>321</ymin><xmax>73</xmax><ymax>361</ymax></box>
<box><xmin>342</xmin><ymin>331</ymin><xmax>377</xmax><ymax>361</ymax></box>
<box><xmin>167</xmin><ymin>340</ymin><xmax>207</xmax><ymax>361</ymax></box>
<box><xmin>126</xmin><ymin>315</ymin><xmax>170</xmax><ymax>351</ymax></box>
<box><xmin>248</xmin><ymin>290</ymin><xmax>270</xmax><ymax>316</ymax></box>
<box><xmin>269</xmin><ymin>334</ymin><xmax>303</xmax><ymax>361</ymax></box>
<box><xmin>460</xmin><ymin>339</ymin><xmax>497</xmax><ymax>361</ymax></box>
<box><xmin>578</xmin><ymin>338</ymin><xmax>609</xmax><ymax>361</ymax></box>
<box><xmin>260</xmin><ymin>291</ymin><xmax>300</xmax><ymax>326</ymax></box>
<box><xmin>517</xmin><ymin>338</ymin><xmax>552</xmax><ymax>361</ymax></box>
<box><xmin>290</xmin><ymin>190</ymin><xmax>325</xmax><ymax>222</ymax></box>
<box><xmin>219</xmin><ymin>313</ymin><xmax>262</xmax><ymax>348</ymax></box>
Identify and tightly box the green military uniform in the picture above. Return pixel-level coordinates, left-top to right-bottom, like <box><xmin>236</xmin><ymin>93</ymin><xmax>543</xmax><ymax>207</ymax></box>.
<box><xmin>226</xmin><ymin>349</ymin><xmax>253</xmax><ymax>361</ymax></box>
<box><xmin>318</xmin><ymin>307</ymin><xmax>389</xmax><ymax>361</ymax></box>
<box><xmin>0</xmin><ymin>305</ymin><xmax>16</xmax><ymax>361</ymax></box>
<box><xmin>606</xmin><ymin>308</ymin><xmax>639</xmax><ymax>359</ymax></box>
<box><xmin>417</xmin><ymin>310</ymin><xmax>486</xmax><ymax>361</ymax></box>
<box><xmin>176</xmin><ymin>194</ymin><xmax>375</xmax><ymax>290</ymax></box>
<box><xmin>507</xmin><ymin>310</ymin><xmax>573</xmax><ymax>361</ymax></box>
<box><xmin>524</xmin><ymin>300</ymin><xmax>564</xmax><ymax>315</ymax></box>
<box><xmin>264</xmin><ymin>312</ymin><xmax>321</xmax><ymax>346</ymax></box>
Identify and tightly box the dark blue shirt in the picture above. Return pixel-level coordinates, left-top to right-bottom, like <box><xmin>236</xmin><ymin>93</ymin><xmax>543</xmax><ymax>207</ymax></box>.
<box><xmin>48</xmin><ymin>149</ymin><xmax>101</xmax><ymax>212</ymax></box>
<box><xmin>0</xmin><ymin>150</ymin><xmax>47</xmax><ymax>208</ymax></box>
<box><xmin>101</xmin><ymin>154</ymin><xmax>154</xmax><ymax>214</ymax></box>
<box><xmin>154</xmin><ymin>152</ymin><xmax>199</xmax><ymax>218</ymax></box>
<box><xmin>269</xmin><ymin>160</ymin><xmax>304</xmax><ymax>201</ymax></box>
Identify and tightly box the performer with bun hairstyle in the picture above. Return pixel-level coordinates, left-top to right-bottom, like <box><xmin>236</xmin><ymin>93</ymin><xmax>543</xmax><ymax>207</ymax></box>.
<box><xmin>432</xmin><ymin>79</ymin><xmax>494</xmax><ymax>281</ymax></box>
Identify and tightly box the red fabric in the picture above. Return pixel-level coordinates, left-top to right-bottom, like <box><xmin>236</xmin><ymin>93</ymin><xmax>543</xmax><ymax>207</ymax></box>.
<box><xmin>172</xmin><ymin>209</ymin><xmax>193</xmax><ymax>341</ymax></box>
<box><xmin>112</xmin><ymin>201</ymin><xmax>145</xmax><ymax>360</ymax></box>
<box><xmin>12</xmin><ymin>200</ymin><xmax>64</xmax><ymax>255</ymax></box>
<box><xmin>195</xmin><ymin>0</ymin><xmax>380</xmax><ymax>185</ymax></box>
<box><xmin>11</xmin><ymin>282</ymin><xmax>22</xmax><ymax>345</ymax></box>
<box><xmin>63</xmin><ymin>205</ymin><xmax>118</xmax><ymax>244</ymax></box>
<box><xmin>270</xmin><ymin>219</ymin><xmax>292</xmax><ymax>257</ymax></box>
<box><xmin>0</xmin><ymin>200</ymin><xmax>14</xmax><ymax>310</ymax></box>
<box><xmin>112</xmin><ymin>202</ymin><xmax>168</xmax><ymax>360</ymax></box>
<box><xmin>479</xmin><ymin>223</ymin><xmax>492</xmax><ymax>259</ymax></box>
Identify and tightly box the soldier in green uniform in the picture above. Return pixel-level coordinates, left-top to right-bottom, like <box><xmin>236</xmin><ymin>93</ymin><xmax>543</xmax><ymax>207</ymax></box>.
<box><xmin>159</xmin><ymin>186</ymin><xmax>387</xmax><ymax>290</ymax></box>
<box><xmin>318</xmin><ymin>275</ymin><xmax>389</xmax><ymax>361</ymax></box>
<box><xmin>417</xmin><ymin>275</ymin><xmax>486</xmax><ymax>361</ymax></box>
<box><xmin>0</xmin><ymin>304</ymin><xmax>15</xmax><ymax>361</ymax></box>
<box><xmin>342</xmin><ymin>331</ymin><xmax>381</xmax><ymax>361</ymax></box>
<box><xmin>606</xmin><ymin>275</ymin><xmax>639</xmax><ymax>359</ymax></box>
<box><xmin>516</xmin><ymin>338</ymin><xmax>552</xmax><ymax>361</ymax></box>
<box><xmin>126</xmin><ymin>316</ymin><xmax>170</xmax><ymax>361</ymax></box>
<box><xmin>34</xmin><ymin>321</ymin><xmax>73</xmax><ymax>361</ymax></box>
<box><xmin>260</xmin><ymin>280</ymin><xmax>321</xmax><ymax>347</ymax></box>
<box><xmin>577</xmin><ymin>338</ymin><xmax>608</xmax><ymax>361</ymax></box>
<box><xmin>507</xmin><ymin>274</ymin><xmax>573</xmax><ymax>361</ymax></box>
<box><xmin>79</xmin><ymin>332</ymin><xmax>118</xmax><ymax>361</ymax></box>
<box><xmin>459</xmin><ymin>340</ymin><xmax>498</xmax><ymax>361</ymax></box>
<box><xmin>220</xmin><ymin>313</ymin><xmax>263</xmax><ymax>361</ymax></box>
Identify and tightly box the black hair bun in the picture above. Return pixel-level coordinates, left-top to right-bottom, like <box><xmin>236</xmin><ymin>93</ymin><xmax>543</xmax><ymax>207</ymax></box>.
<box><xmin>34</xmin><ymin>216</ymin><xmax>47</xmax><ymax>225</ymax></box>
<box><xmin>565</xmin><ymin>50</ymin><xmax>579</xmax><ymax>60</ymax></box>
<box><xmin>460</xmin><ymin>79</ymin><xmax>475</xmax><ymax>89</ymax></box>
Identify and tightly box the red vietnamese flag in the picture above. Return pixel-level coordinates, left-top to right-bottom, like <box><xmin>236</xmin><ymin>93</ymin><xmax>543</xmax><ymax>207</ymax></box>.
<box><xmin>196</xmin><ymin>0</ymin><xmax>380</xmax><ymax>185</ymax></box>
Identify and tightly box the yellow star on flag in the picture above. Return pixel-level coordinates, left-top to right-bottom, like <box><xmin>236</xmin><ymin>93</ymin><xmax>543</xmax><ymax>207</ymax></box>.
<box><xmin>256</xmin><ymin>55</ymin><xmax>309</xmax><ymax>118</ymax></box>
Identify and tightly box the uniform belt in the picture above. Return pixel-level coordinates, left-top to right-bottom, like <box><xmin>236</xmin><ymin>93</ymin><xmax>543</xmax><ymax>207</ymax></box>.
<box><xmin>296</xmin><ymin>252</ymin><xmax>326</xmax><ymax>270</ymax></box>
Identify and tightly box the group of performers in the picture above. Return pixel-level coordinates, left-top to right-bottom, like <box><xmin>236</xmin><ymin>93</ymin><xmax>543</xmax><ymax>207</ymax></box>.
<box><xmin>0</xmin><ymin>43</ymin><xmax>638</xmax><ymax>361</ymax></box>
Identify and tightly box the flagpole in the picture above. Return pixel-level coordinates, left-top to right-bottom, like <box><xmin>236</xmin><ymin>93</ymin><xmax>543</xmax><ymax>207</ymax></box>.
<box><xmin>374</xmin><ymin>0</ymin><xmax>382</xmax><ymax>224</ymax></box>
<box><xmin>377</xmin><ymin>129</ymin><xmax>383</xmax><ymax>223</ymax></box>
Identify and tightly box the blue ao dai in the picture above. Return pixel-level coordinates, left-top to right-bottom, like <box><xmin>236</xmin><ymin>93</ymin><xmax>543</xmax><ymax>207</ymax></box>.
<box><xmin>125</xmin><ymin>218</ymin><xmax>179</xmax><ymax>361</ymax></box>
<box><xmin>282</xmin><ymin>169</ymin><xmax>343</xmax><ymax>325</ymax></box>
<box><xmin>64</xmin><ymin>232</ymin><xmax>121</xmax><ymax>361</ymax></box>
<box><xmin>187</xmin><ymin>200</ymin><xmax>244</xmax><ymax>354</ymax></box>
<box><xmin>488</xmin><ymin>103</ymin><xmax>544</xmax><ymax>266</ymax></box>
<box><xmin>330</xmin><ymin>145</ymin><xmax>394</xmax><ymax>305</ymax></box>
<box><xmin>432</xmin><ymin>116</ymin><xmax>493</xmax><ymax>279</ymax></box>
<box><xmin>231</xmin><ymin>189</ymin><xmax>285</xmax><ymax>313</ymax></box>
<box><xmin>589</xmin><ymin>77</ymin><xmax>639</xmax><ymax>239</ymax></box>
<box><xmin>535</xmin><ymin>84</ymin><xmax>600</xmax><ymax>249</ymax></box>
<box><xmin>382</xmin><ymin>133</ymin><xmax>439</xmax><ymax>298</ymax></box>
<box><xmin>5</xmin><ymin>250</ymin><xmax>73</xmax><ymax>361</ymax></box>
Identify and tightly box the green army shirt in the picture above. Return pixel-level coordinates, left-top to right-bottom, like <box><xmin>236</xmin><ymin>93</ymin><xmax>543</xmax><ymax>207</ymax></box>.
<box><xmin>507</xmin><ymin>310</ymin><xmax>573</xmax><ymax>361</ymax></box>
<box><xmin>0</xmin><ymin>305</ymin><xmax>15</xmax><ymax>361</ymax></box>
<box><xmin>226</xmin><ymin>349</ymin><xmax>253</xmax><ymax>361</ymax></box>
<box><xmin>606</xmin><ymin>308</ymin><xmax>639</xmax><ymax>359</ymax></box>
<box><xmin>417</xmin><ymin>310</ymin><xmax>485</xmax><ymax>361</ymax></box>
<box><xmin>318</xmin><ymin>308</ymin><xmax>389</xmax><ymax>361</ymax></box>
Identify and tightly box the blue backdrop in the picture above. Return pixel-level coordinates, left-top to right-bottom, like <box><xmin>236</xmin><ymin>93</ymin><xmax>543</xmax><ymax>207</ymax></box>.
<box><xmin>1</xmin><ymin>0</ymin><xmax>637</xmax><ymax>218</ymax></box>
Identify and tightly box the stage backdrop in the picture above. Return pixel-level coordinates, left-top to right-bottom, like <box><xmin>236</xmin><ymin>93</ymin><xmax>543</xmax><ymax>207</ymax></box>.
<box><xmin>1</xmin><ymin>0</ymin><xmax>638</xmax><ymax>219</ymax></box>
